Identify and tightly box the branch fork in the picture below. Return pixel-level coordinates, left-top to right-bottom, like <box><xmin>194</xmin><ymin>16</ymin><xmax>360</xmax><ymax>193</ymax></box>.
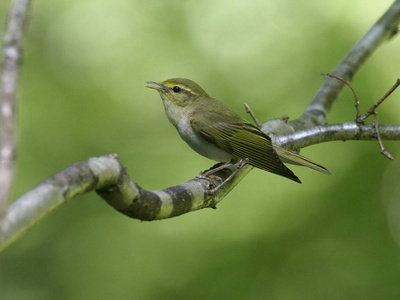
<box><xmin>1</xmin><ymin>0</ymin><xmax>400</xmax><ymax>250</ymax></box>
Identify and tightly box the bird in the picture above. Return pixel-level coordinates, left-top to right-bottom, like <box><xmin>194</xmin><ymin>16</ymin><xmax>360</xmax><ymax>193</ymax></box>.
<box><xmin>146</xmin><ymin>78</ymin><xmax>329</xmax><ymax>193</ymax></box>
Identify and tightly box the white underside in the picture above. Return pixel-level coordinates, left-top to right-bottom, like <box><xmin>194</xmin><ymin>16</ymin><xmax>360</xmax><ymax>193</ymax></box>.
<box><xmin>163</xmin><ymin>98</ymin><xmax>233</xmax><ymax>163</ymax></box>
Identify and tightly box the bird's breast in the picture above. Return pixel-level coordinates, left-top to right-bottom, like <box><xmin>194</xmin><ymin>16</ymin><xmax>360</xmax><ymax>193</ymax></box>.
<box><xmin>178</xmin><ymin>117</ymin><xmax>233</xmax><ymax>163</ymax></box>
<box><xmin>162</xmin><ymin>99</ymin><xmax>233</xmax><ymax>162</ymax></box>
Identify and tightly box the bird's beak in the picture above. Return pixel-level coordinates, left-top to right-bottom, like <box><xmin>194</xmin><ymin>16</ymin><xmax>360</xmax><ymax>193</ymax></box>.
<box><xmin>146</xmin><ymin>81</ymin><xmax>166</xmax><ymax>92</ymax></box>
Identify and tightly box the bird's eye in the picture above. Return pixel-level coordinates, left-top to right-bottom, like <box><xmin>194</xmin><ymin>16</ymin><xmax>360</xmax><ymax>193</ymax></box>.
<box><xmin>172</xmin><ymin>86</ymin><xmax>181</xmax><ymax>93</ymax></box>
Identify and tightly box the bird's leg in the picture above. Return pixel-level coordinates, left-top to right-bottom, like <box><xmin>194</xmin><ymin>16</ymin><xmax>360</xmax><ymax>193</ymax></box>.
<box><xmin>198</xmin><ymin>162</ymin><xmax>234</xmax><ymax>182</ymax></box>
<box><xmin>202</xmin><ymin>158</ymin><xmax>249</xmax><ymax>195</ymax></box>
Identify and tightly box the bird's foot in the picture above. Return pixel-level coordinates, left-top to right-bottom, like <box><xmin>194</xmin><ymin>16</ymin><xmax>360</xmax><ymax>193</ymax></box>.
<box><xmin>197</xmin><ymin>159</ymin><xmax>249</xmax><ymax>195</ymax></box>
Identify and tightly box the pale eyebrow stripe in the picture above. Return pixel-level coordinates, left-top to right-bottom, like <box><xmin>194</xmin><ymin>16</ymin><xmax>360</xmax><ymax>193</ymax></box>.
<box><xmin>166</xmin><ymin>84</ymin><xmax>199</xmax><ymax>96</ymax></box>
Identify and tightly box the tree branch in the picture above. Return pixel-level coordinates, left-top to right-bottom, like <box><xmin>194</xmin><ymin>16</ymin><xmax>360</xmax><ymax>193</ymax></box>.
<box><xmin>2</xmin><ymin>119</ymin><xmax>398</xmax><ymax>250</ymax></box>
<box><xmin>0</xmin><ymin>155</ymin><xmax>123</xmax><ymax>250</ymax></box>
<box><xmin>297</xmin><ymin>0</ymin><xmax>400</xmax><ymax>128</ymax></box>
<box><xmin>0</xmin><ymin>154</ymin><xmax>252</xmax><ymax>250</ymax></box>
<box><xmin>272</xmin><ymin>123</ymin><xmax>400</xmax><ymax>149</ymax></box>
<box><xmin>1</xmin><ymin>1</ymin><xmax>400</xmax><ymax>251</ymax></box>
<box><xmin>0</xmin><ymin>0</ymin><xmax>32</xmax><ymax>223</ymax></box>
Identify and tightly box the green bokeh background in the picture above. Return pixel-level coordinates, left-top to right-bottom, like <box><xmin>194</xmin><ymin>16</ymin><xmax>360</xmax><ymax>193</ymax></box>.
<box><xmin>1</xmin><ymin>1</ymin><xmax>400</xmax><ymax>299</ymax></box>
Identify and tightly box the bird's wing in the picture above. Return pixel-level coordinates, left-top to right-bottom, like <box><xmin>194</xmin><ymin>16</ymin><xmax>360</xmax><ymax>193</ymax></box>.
<box><xmin>190</xmin><ymin>111</ymin><xmax>300</xmax><ymax>182</ymax></box>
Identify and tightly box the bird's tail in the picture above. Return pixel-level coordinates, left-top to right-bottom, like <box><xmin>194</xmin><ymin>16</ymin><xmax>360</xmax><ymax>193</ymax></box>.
<box><xmin>273</xmin><ymin>146</ymin><xmax>331</xmax><ymax>174</ymax></box>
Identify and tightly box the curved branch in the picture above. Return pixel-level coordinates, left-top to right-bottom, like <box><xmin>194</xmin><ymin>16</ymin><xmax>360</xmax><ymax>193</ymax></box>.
<box><xmin>1</xmin><ymin>2</ymin><xmax>400</xmax><ymax>251</ymax></box>
<box><xmin>0</xmin><ymin>0</ymin><xmax>32</xmax><ymax>222</ymax></box>
<box><xmin>1</xmin><ymin>121</ymin><xmax>398</xmax><ymax>251</ymax></box>
<box><xmin>0</xmin><ymin>155</ymin><xmax>122</xmax><ymax>250</ymax></box>
<box><xmin>0</xmin><ymin>154</ymin><xmax>252</xmax><ymax>250</ymax></box>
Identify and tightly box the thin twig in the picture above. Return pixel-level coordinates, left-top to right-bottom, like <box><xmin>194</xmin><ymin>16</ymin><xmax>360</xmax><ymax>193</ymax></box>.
<box><xmin>1</xmin><ymin>1</ymin><xmax>400</xmax><ymax>251</ymax></box>
<box><xmin>244</xmin><ymin>103</ymin><xmax>261</xmax><ymax>127</ymax></box>
<box><xmin>0</xmin><ymin>0</ymin><xmax>32</xmax><ymax>225</ymax></box>
<box><xmin>359</xmin><ymin>78</ymin><xmax>400</xmax><ymax>123</ymax></box>
<box><xmin>323</xmin><ymin>73</ymin><xmax>361</xmax><ymax>120</ymax></box>
<box><xmin>373</xmin><ymin>113</ymin><xmax>394</xmax><ymax>160</ymax></box>
<box><xmin>301</xmin><ymin>0</ymin><xmax>400</xmax><ymax>125</ymax></box>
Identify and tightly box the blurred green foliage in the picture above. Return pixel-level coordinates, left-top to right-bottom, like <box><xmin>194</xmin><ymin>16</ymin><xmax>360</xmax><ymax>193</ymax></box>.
<box><xmin>1</xmin><ymin>0</ymin><xmax>400</xmax><ymax>299</ymax></box>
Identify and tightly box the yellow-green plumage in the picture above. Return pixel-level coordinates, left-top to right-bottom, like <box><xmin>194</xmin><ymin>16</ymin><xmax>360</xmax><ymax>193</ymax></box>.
<box><xmin>146</xmin><ymin>78</ymin><xmax>329</xmax><ymax>184</ymax></box>
<box><xmin>190</xmin><ymin>108</ymin><xmax>300</xmax><ymax>182</ymax></box>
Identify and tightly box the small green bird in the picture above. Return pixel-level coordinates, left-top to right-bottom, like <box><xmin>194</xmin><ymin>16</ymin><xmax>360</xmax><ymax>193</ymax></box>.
<box><xmin>147</xmin><ymin>78</ymin><xmax>329</xmax><ymax>193</ymax></box>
